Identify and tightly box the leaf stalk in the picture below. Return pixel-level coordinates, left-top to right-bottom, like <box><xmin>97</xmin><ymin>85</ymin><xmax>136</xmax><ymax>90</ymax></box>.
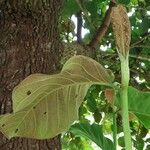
<box><xmin>120</xmin><ymin>56</ymin><xmax>132</xmax><ymax>150</ymax></box>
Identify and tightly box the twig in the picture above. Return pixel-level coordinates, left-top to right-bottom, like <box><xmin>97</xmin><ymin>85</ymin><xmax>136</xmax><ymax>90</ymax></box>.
<box><xmin>89</xmin><ymin>1</ymin><xmax>116</xmax><ymax>49</ymax></box>
<box><xmin>129</xmin><ymin>54</ymin><xmax>150</xmax><ymax>62</ymax></box>
<box><xmin>98</xmin><ymin>51</ymin><xmax>150</xmax><ymax>62</ymax></box>
<box><xmin>131</xmin><ymin>32</ymin><xmax>150</xmax><ymax>47</ymax></box>
<box><xmin>130</xmin><ymin>45</ymin><xmax>150</xmax><ymax>48</ymax></box>
<box><xmin>76</xmin><ymin>11</ymin><xmax>82</xmax><ymax>43</ymax></box>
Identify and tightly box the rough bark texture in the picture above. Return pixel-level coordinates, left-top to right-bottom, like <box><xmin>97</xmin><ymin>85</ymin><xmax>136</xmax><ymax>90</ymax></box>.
<box><xmin>0</xmin><ymin>0</ymin><xmax>64</xmax><ymax>149</ymax></box>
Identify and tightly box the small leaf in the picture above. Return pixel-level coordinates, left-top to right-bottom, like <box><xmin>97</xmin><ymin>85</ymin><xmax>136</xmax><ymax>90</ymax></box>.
<box><xmin>86</xmin><ymin>96</ymin><xmax>97</xmax><ymax>113</ymax></box>
<box><xmin>141</xmin><ymin>17</ymin><xmax>150</xmax><ymax>33</ymax></box>
<box><xmin>0</xmin><ymin>55</ymin><xmax>114</xmax><ymax>139</ymax></box>
<box><xmin>93</xmin><ymin>109</ymin><xmax>102</xmax><ymax>123</ymax></box>
<box><xmin>70</xmin><ymin>123</ymin><xmax>113</xmax><ymax>150</ymax></box>
<box><xmin>105</xmin><ymin>89</ymin><xmax>115</xmax><ymax>104</ymax></box>
<box><xmin>118</xmin><ymin>136</ymin><xmax>125</xmax><ymax>147</ymax></box>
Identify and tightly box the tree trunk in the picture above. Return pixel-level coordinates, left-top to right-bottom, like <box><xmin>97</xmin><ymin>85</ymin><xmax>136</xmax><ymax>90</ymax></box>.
<box><xmin>0</xmin><ymin>0</ymin><xmax>64</xmax><ymax>149</ymax></box>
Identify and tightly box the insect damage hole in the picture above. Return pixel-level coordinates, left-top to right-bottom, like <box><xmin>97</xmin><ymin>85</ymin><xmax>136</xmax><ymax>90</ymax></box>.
<box><xmin>43</xmin><ymin>112</ymin><xmax>47</xmax><ymax>115</ymax></box>
<box><xmin>75</xmin><ymin>94</ymin><xmax>78</xmax><ymax>98</ymax></box>
<box><xmin>1</xmin><ymin>124</ymin><xmax>5</xmax><ymax>127</ymax></box>
<box><xmin>27</xmin><ymin>90</ymin><xmax>31</xmax><ymax>95</ymax></box>
<box><xmin>15</xmin><ymin>129</ymin><xmax>18</xmax><ymax>133</ymax></box>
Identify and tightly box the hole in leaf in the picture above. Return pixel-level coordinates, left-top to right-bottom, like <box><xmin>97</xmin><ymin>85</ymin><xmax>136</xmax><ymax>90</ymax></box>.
<box><xmin>44</xmin><ymin>112</ymin><xmax>47</xmax><ymax>115</ymax></box>
<box><xmin>75</xmin><ymin>94</ymin><xmax>78</xmax><ymax>98</ymax></box>
<box><xmin>2</xmin><ymin>124</ymin><xmax>5</xmax><ymax>127</ymax></box>
<box><xmin>15</xmin><ymin>129</ymin><xmax>18</xmax><ymax>133</ymax></box>
<box><xmin>27</xmin><ymin>90</ymin><xmax>31</xmax><ymax>95</ymax></box>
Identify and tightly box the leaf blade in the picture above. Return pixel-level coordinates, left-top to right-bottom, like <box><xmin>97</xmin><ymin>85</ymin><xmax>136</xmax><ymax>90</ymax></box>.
<box><xmin>0</xmin><ymin>55</ymin><xmax>114</xmax><ymax>139</ymax></box>
<box><xmin>70</xmin><ymin>123</ymin><xmax>113</xmax><ymax>150</ymax></box>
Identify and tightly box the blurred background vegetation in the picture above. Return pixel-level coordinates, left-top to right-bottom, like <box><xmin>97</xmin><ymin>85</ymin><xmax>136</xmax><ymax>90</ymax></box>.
<box><xmin>59</xmin><ymin>0</ymin><xmax>150</xmax><ymax>149</ymax></box>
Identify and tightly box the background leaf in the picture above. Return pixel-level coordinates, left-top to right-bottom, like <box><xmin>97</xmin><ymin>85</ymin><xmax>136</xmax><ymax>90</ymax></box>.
<box><xmin>118</xmin><ymin>0</ymin><xmax>130</xmax><ymax>5</ymax></box>
<box><xmin>70</xmin><ymin>123</ymin><xmax>113</xmax><ymax>150</ymax></box>
<box><xmin>128</xmin><ymin>86</ymin><xmax>150</xmax><ymax>128</ymax></box>
<box><xmin>117</xmin><ymin>86</ymin><xmax>150</xmax><ymax>128</ymax></box>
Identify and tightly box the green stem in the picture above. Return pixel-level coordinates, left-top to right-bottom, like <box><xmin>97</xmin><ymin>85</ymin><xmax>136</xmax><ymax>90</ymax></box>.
<box><xmin>120</xmin><ymin>56</ymin><xmax>132</xmax><ymax>150</ymax></box>
<box><xmin>112</xmin><ymin>89</ymin><xmax>117</xmax><ymax>150</ymax></box>
<box><xmin>113</xmin><ymin>112</ymin><xmax>117</xmax><ymax>150</ymax></box>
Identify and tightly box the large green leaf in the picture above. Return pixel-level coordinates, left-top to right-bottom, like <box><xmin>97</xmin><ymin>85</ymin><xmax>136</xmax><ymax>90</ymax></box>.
<box><xmin>116</xmin><ymin>86</ymin><xmax>150</xmax><ymax>128</ymax></box>
<box><xmin>70</xmin><ymin>123</ymin><xmax>113</xmax><ymax>150</ymax></box>
<box><xmin>127</xmin><ymin>87</ymin><xmax>150</xmax><ymax>128</ymax></box>
<box><xmin>128</xmin><ymin>87</ymin><xmax>150</xmax><ymax>115</ymax></box>
<box><xmin>0</xmin><ymin>55</ymin><xmax>114</xmax><ymax>139</ymax></box>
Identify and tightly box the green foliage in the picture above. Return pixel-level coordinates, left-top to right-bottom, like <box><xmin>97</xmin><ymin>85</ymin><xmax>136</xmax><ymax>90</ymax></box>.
<box><xmin>1</xmin><ymin>0</ymin><xmax>150</xmax><ymax>149</ymax></box>
<box><xmin>62</xmin><ymin>0</ymin><xmax>80</xmax><ymax>18</ymax></box>
<box><xmin>118</xmin><ymin>136</ymin><xmax>125</xmax><ymax>147</ymax></box>
<box><xmin>118</xmin><ymin>0</ymin><xmax>130</xmax><ymax>5</ymax></box>
<box><xmin>62</xmin><ymin>134</ymin><xmax>94</xmax><ymax>150</ymax></box>
<box><xmin>134</xmin><ymin>138</ymin><xmax>144</xmax><ymax>150</ymax></box>
<box><xmin>141</xmin><ymin>17</ymin><xmax>150</xmax><ymax>33</ymax></box>
<box><xmin>93</xmin><ymin>109</ymin><xmax>102</xmax><ymax>123</ymax></box>
<box><xmin>70</xmin><ymin>123</ymin><xmax>113</xmax><ymax>150</ymax></box>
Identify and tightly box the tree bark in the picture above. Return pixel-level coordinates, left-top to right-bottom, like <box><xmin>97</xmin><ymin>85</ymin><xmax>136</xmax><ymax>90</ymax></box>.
<box><xmin>0</xmin><ymin>0</ymin><xmax>64</xmax><ymax>149</ymax></box>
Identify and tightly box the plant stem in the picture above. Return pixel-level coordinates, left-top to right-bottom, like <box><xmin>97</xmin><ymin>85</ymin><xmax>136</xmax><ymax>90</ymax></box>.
<box><xmin>113</xmin><ymin>112</ymin><xmax>117</xmax><ymax>150</ymax></box>
<box><xmin>120</xmin><ymin>56</ymin><xmax>132</xmax><ymax>150</ymax></box>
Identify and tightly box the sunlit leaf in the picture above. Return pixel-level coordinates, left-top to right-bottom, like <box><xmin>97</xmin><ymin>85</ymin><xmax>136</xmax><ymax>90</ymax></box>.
<box><xmin>0</xmin><ymin>55</ymin><xmax>114</xmax><ymax>139</ymax></box>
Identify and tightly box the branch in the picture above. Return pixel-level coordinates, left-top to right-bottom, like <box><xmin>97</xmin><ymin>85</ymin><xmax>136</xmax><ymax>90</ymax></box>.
<box><xmin>98</xmin><ymin>51</ymin><xmax>150</xmax><ymax>62</ymax></box>
<box><xmin>75</xmin><ymin>0</ymin><xmax>95</xmax><ymax>30</ymax></box>
<box><xmin>129</xmin><ymin>54</ymin><xmax>150</xmax><ymax>62</ymax></box>
<box><xmin>130</xmin><ymin>45</ymin><xmax>150</xmax><ymax>48</ymax></box>
<box><xmin>76</xmin><ymin>11</ymin><xmax>82</xmax><ymax>43</ymax></box>
<box><xmin>130</xmin><ymin>32</ymin><xmax>150</xmax><ymax>47</ymax></box>
<box><xmin>89</xmin><ymin>1</ymin><xmax>116</xmax><ymax>49</ymax></box>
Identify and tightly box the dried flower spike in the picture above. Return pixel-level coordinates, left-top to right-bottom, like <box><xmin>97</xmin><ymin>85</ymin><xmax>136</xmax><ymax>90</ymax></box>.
<box><xmin>111</xmin><ymin>5</ymin><xmax>131</xmax><ymax>58</ymax></box>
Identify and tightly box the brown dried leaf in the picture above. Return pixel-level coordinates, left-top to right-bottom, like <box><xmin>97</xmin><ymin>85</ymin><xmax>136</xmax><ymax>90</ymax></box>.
<box><xmin>105</xmin><ymin>88</ymin><xmax>115</xmax><ymax>104</ymax></box>
<box><xmin>111</xmin><ymin>5</ymin><xmax>131</xmax><ymax>58</ymax></box>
